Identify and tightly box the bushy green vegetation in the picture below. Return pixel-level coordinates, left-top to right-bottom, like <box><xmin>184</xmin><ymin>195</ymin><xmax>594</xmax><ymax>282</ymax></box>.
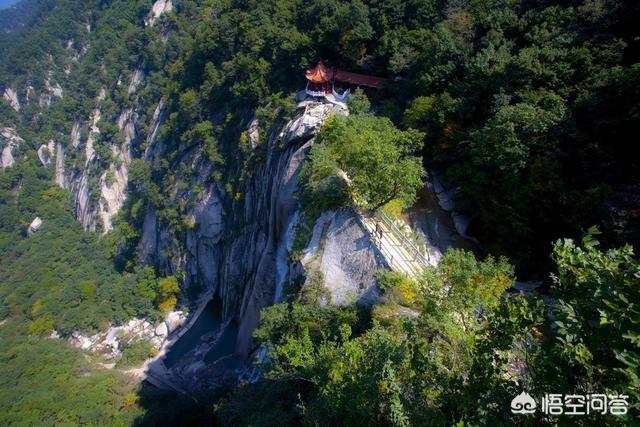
<box><xmin>304</xmin><ymin>112</ymin><xmax>425</xmax><ymax>212</ymax></box>
<box><xmin>0</xmin><ymin>323</ymin><xmax>141</xmax><ymax>425</ymax></box>
<box><xmin>0</xmin><ymin>160</ymin><xmax>178</xmax><ymax>335</ymax></box>
<box><xmin>221</xmin><ymin>236</ymin><xmax>638</xmax><ymax>425</ymax></box>
<box><xmin>1</xmin><ymin>0</ymin><xmax>639</xmax><ymax>424</ymax></box>
<box><xmin>117</xmin><ymin>339</ymin><xmax>157</xmax><ymax>368</ymax></box>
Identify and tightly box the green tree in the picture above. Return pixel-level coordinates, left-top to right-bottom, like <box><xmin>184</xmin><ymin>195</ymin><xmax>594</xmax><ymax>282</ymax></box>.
<box><xmin>347</xmin><ymin>88</ymin><xmax>371</xmax><ymax>115</ymax></box>
<box><xmin>311</xmin><ymin>114</ymin><xmax>425</xmax><ymax>211</ymax></box>
<box><xmin>549</xmin><ymin>230</ymin><xmax>640</xmax><ymax>407</ymax></box>
<box><xmin>178</xmin><ymin>89</ymin><xmax>200</xmax><ymax>123</ymax></box>
<box><xmin>156</xmin><ymin>275</ymin><xmax>180</xmax><ymax>313</ymax></box>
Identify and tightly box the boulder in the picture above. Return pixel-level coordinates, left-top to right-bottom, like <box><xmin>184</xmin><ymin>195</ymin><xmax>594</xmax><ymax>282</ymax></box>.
<box><xmin>430</xmin><ymin>175</ymin><xmax>455</xmax><ymax>211</ymax></box>
<box><xmin>155</xmin><ymin>322</ymin><xmax>168</xmax><ymax>337</ymax></box>
<box><xmin>165</xmin><ymin>311</ymin><xmax>186</xmax><ymax>333</ymax></box>
<box><xmin>69</xmin><ymin>332</ymin><xmax>93</xmax><ymax>350</ymax></box>
<box><xmin>28</xmin><ymin>217</ymin><xmax>43</xmax><ymax>235</ymax></box>
<box><xmin>3</xmin><ymin>88</ymin><xmax>20</xmax><ymax>112</ymax></box>
<box><xmin>146</xmin><ymin>0</ymin><xmax>173</xmax><ymax>26</ymax></box>
<box><xmin>452</xmin><ymin>212</ymin><xmax>470</xmax><ymax>237</ymax></box>
<box><xmin>513</xmin><ymin>280</ymin><xmax>543</xmax><ymax>292</ymax></box>
<box><xmin>248</xmin><ymin>117</ymin><xmax>260</xmax><ymax>149</ymax></box>
<box><xmin>45</xmin><ymin>78</ymin><xmax>63</xmax><ymax>99</ymax></box>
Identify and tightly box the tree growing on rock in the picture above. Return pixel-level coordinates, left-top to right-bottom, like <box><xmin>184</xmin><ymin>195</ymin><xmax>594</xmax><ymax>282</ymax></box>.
<box><xmin>308</xmin><ymin>113</ymin><xmax>425</xmax><ymax>212</ymax></box>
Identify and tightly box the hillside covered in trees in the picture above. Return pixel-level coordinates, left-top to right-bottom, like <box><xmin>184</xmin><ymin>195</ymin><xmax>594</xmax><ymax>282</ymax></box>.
<box><xmin>0</xmin><ymin>0</ymin><xmax>638</xmax><ymax>425</ymax></box>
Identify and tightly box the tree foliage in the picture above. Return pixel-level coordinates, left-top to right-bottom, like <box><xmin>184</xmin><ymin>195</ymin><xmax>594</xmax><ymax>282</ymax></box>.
<box><xmin>305</xmin><ymin>113</ymin><xmax>425</xmax><ymax>211</ymax></box>
<box><xmin>228</xmin><ymin>241</ymin><xmax>639</xmax><ymax>425</ymax></box>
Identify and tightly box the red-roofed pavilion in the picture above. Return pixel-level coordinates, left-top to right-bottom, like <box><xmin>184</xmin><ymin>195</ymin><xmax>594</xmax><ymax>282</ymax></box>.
<box><xmin>304</xmin><ymin>60</ymin><xmax>387</xmax><ymax>100</ymax></box>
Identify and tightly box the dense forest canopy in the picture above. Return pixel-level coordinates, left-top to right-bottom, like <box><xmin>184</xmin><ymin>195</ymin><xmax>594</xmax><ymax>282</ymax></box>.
<box><xmin>0</xmin><ymin>0</ymin><xmax>638</xmax><ymax>425</ymax></box>
<box><xmin>147</xmin><ymin>0</ymin><xmax>640</xmax><ymax>274</ymax></box>
<box><xmin>2</xmin><ymin>0</ymin><xmax>639</xmax><ymax>274</ymax></box>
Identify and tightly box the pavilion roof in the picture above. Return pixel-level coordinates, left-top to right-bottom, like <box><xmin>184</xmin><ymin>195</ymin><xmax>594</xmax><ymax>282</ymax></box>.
<box><xmin>334</xmin><ymin>70</ymin><xmax>387</xmax><ymax>88</ymax></box>
<box><xmin>305</xmin><ymin>60</ymin><xmax>333</xmax><ymax>83</ymax></box>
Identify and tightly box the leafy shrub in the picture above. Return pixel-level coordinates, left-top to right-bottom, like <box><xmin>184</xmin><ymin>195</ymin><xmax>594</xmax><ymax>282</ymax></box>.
<box><xmin>117</xmin><ymin>339</ymin><xmax>157</xmax><ymax>368</ymax></box>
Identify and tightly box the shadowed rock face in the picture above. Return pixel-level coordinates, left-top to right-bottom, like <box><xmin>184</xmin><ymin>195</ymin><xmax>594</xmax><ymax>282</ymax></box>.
<box><xmin>55</xmin><ymin>142</ymin><xmax>66</xmax><ymax>188</ymax></box>
<box><xmin>135</xmin><ymin>101</ymin><xmax>391</xmax><ymax>391</ymax></box>
<box><xmin>139</xmin><ymin>102</ymin><xmax>383</xmax><ymax>363</ymax></box>
<box><xmin>301</xmin><ymin>209</ymin><xmax>385</xmax><ymax>306</ymax></box>
<box><xmin>97</xmin><ymin>109</ymin><xmax>136</xmax><ymax>232</ymax></box>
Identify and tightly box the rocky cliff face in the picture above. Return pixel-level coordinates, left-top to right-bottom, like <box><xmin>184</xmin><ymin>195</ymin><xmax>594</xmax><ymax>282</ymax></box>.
<box><xmin>0</xmin><ymin>0</ymin><xmax>171</xmax><ymax>234</ymax></box>
<box><xmin>139</xmin><ymin>101</ymin><xmax>387</xmax><ymax>364</ymax></box>
<box><xmin>2</xmin><ymin>0</ymin><xmax>386</xmax><ymax>372</ymax></box>
<box><xmin>146</xmin><ymin>0</ymin><xmax>173</xmax><ymax>26</ymax></box>
<box><xmin>299</xmin><ymin>209</ymin><xmax>384</xmax><ymax>306</ymax></box>
<box><xmin>46</xmin><ymin>73</ymin><xmax>154</xmax><ymax>233</ymax></box>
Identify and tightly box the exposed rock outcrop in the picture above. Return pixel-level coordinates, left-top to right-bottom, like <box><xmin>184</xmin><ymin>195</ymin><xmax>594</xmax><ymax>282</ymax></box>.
<box><xmin>139</xmin><ymin>102</ymin><xmax>360</xmax><ymax>365</ymax></box>
<box><xmin>55</xmin><ymin>142</ymin><xmax>67</xmax><ymax>188</ymax></box>
<box><xmin>70</xmin><ymin>120</ymin><xmax>81</xmax><ymax>148</ymax></box>
<box><xmin>3</xmin><ymin>87</ymin><xmax>20</xmax><ymax>112</ymax></box>
<box><xmin>1</xmin><ymin>127</ymin><xmax>23</xmax><ymax>169</ymax></box>
<box><xmin>286</xmin><ymin>101</ymin><xmax>347</xmax><ymax>141</ymax></box>
<box><xmin>225</xmin><ymin>103</ymin><xmax>351</xmax><ymax>355</ymax></box>
<box><xmin>69</xmin><ymin>108</ymin><xmax>101</xmax><ymax>230</ymax></box>
<box><xmin>39</xmin><ymin>77</ymin><xmax>63</xmax><ymax>107</ymax></box>
<box><xmin>28</xmin><ymin>217</ymin><xmax>43</xmax><ymax>235</ymax></box>
<box><xmin>72</xmin><ymin>107</ymin><xmax>101</xmax><ymax>229</ymax></box>
<box><xmin>46</xmin><ymin>78</ymin><xmax>63</xmax><ymax>98</ymax></box>
<box><xmin>63</xmin><ymin>82</ymin><xmax>157</xmax><ymax>232</ymax></box>
<box><xmin>144</xmin><ymin>100</ymin><xmax>166</xmax><ymax>161</ymax></box>
<box><xmin>165</xmin><ymin>311</ymin><xmax>187</xmax><ymax>333</ymax></box>
<box><xmin>155</xmin><ymin>322</ymin><xmax>168</xmax><ymax>338</ymax></box>
<box><xmin>68</xmin><ymin>311</ymin><xmax>185</xmax><ymax>360</ymax></box>
<box><xmin>146</xmin><ymin>0</ymin><xmax>173</xmax><ymax>26</ymax></box>
<box><xmin>37</xmin><ymin>140</ymin><xmax>56</xmax><ymax>166</ymax></box>
<box><xmin>430</xmin><ymin>173</ymin><xmax>480</xmax><ymax>245</ymax></box>
<box><xmin>85</xmin><ymin>108</ymin><xmax>101</xmax><ymax>163</ymax></box>
<box><xmin>247</xmin><ymin>117</ymin><xmax>260</xmax><ymax>149</ymax></box>
<box><xmin>75</xmin><ymin>172</ymin><xmax>96</xmax><ymax>231</ymax></box>
<box><xmin>97</xmin><ymin>108</ymin><xmax>136</xmax><ymax>232</ymax></box>
<box><xmin>127</xmin><ymin>69</ymin><xmax>144</xmax><ymax>95</ymax></box>
<box><xmin>300</xmin><ymin>209</ymin><xmax>385</xmax><ymax>306</ymax></box>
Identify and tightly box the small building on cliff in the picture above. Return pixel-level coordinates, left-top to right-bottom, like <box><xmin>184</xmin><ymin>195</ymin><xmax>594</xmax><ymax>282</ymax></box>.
<box><xmin>304</xmin><ymin>60</ymin><xmax>387</xmax><ymax>102</ymax></box>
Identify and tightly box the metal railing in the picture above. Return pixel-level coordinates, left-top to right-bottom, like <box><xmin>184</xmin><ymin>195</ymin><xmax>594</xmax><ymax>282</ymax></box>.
<box><xmin>375</xmin><ymin>211</ymin><xmax>431</xmax><ymax>267</ymax></box>
<box><xmin>305</xmin><ymin>89</ymin><xmax>326</xmax><ymax>97</ymax></box>
<box><xmin>358</xmin><ymin>210</ymin><xmax>431</xmax><ymax>277</ymax></box>
<box><xmin>370</xmin><ymin>232</ymin><xmax>424</xmax><ymax>276</ymax></box>
<box><xmin>331</xmin><ymin>87</ymin><xmax>350</xmax><ymax>101</ymax></box>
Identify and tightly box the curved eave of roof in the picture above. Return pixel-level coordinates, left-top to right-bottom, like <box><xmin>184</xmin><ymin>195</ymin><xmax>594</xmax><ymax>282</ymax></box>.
<box><xmin>305</xmin><ymin>61</ymin><xmax>333</xmax><ymax>83</ymax></box>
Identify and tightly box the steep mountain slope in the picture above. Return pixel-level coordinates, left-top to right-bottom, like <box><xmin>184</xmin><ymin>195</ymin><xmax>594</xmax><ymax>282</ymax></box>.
<box><xmin>1</xmin><ymin>0</ymin><xmax>639</xmax><ymax>425</ymax></box>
